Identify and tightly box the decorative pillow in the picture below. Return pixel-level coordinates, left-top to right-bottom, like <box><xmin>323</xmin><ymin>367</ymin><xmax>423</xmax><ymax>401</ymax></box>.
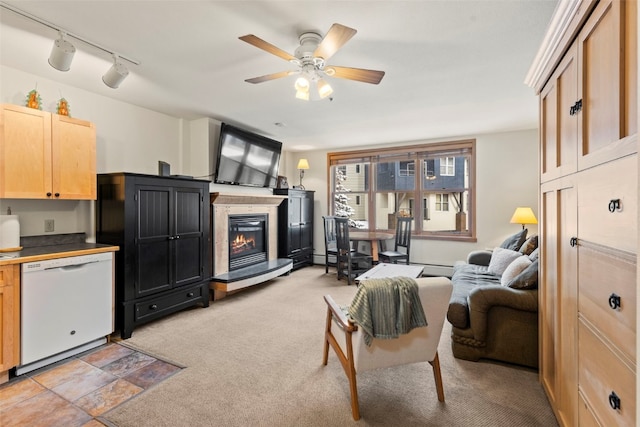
<box><xmin>487</xmin><ymin>247</ymin><xmax>523</xmax><ymax>276</ymax></box>
<box><xmin>499</xmin><ymin>229</ymin><xmax>528</xmax><ymax>251</ymax></box>
<box><xmin>519</xmin><ymin>235</ymin><xmax>538</xmax><ymax>256</ymax></box>
<box><xmin>528</xmin><ymin>247</ymin><xmax>539</xmax><ymax>262</ymax></box>
<box><xmin>501</xmin><ymin>256</ymin><xmax>532</xmax><ymax>286</ymax></box>
<box><xmin>507</xmin><ymin>259</ymin><xmax>539</xmax><ymax>290</ymax></box>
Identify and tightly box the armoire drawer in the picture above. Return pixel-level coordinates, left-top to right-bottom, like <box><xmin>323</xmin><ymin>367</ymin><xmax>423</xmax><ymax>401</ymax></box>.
<box><xmin>579</xmin><ymin>391</ymin><xmax>602</xmax><ymax>427</ymax></box>
<box><xmin>579</xmin><ymin>321</ymin><xmax>635</xmax><ymax>427</ymax></box>
<box><xmin>578</xmin><ymin>242</ymin><xmax>636</xmax><ymax>360</ymax></box>
<box><xmin>135</xmin><ymin>285</ymin><xmax>206</xmax><ymax>321</ymax></box>
<box><xmin>577</xmin><ymin>154</ymin><xmax>637</xmax><ymax>252</ymax></box>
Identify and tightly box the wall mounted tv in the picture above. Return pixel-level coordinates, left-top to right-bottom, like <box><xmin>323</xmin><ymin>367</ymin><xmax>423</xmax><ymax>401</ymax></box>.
<box><xmin>214</xmin><ymin>123</ymin><xmax>282</xmax><ymax>188</ymax></box>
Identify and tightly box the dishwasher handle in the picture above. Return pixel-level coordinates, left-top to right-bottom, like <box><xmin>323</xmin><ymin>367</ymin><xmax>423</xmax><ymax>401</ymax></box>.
<box><xmin>45</xmin><ymin>261</ymin><xmax>100</xmax><ymax>271</ymax></box>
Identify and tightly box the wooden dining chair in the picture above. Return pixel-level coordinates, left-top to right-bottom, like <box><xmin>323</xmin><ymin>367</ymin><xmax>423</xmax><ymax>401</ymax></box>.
<box><xmin>379</xmin><ymin>216</ymin><xmax>412</xmax><ymax>264</ymax></box>
<box><xmin>323</xmin><ymin>216</ymin><xmax>338</xmax><ymax>273</ymax></box>
<box><xmin>335</xmin><ymin>217</ymin><xmax>372</xmax><ymax>285</ymax></box>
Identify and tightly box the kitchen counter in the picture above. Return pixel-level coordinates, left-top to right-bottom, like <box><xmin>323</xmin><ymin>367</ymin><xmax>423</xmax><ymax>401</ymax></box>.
<box><xmin>0</xmin><ymin>243</ymin><xmax>119</xmax><ymax>265</ymax></box>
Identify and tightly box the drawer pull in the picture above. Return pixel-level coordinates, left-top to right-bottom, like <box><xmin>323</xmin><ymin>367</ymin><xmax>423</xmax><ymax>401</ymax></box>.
<box><xmin>608</xmin><ymin>293</ymin><xmax>621</xmax><ymax>310</ymax></box>
<box><xmin>608</xmin><ymin>391</ymin><xmax>621</xmax><ymax>410</ymax></box>
<box><xmin>70</xmin><ymin>330</ymin><xmax>76</xmax><ymax>335</ymax></box>
<box><xmin>150</xmin><ymin>304</ymin><xmax>158</xmax><ymax>310</ymax></box>
<box><xmin>608</xmin><ymin>199</ymin><xmax>621</xmax><ymax>213</ymax></box>
<box><xmin>570</xmin><ymin>237</ymin><xmax>578</xmax><ymax>247</ymax></box>
<box><xmin>187</xmin><ymin>292</ymin><xmax>194</xmax><ymax>297</ymax></box>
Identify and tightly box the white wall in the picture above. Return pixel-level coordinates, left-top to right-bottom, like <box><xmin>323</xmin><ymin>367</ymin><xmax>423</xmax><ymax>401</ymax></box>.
<box><xmin>284</xmin><ymin>129</ymin><xmax>539</xmax><ymax>272</ymax></box>
<box><xmin>1</xmin><ymin>65</ymin><xmax>538</xmax><ymax>269</ymax></box>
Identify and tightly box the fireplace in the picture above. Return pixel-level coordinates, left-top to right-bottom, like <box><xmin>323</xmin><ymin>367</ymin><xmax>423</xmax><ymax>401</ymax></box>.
<box><xmin>228</xmin><ymin>214</ymin><xmax>268</xmax><ymax>270</ymax></box>
<box><xmin>209</xmin><ymin>193</ymin><xmax>293</xmax><ymax>299</ymax></box>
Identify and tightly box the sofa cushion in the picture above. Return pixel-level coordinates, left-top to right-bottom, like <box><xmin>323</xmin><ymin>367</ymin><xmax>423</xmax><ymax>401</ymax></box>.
<box><xmin>501</xmin><ymin>256</ymin><xmax>532</xmax><ymax>286</ymax></box>
<box><xmin>487</xmin><ymin>247</ymin><xmax>522</xmax><ymax>275</ymax></box>
<box><xmin>499</xmin><ymin>229</ymin><xmax>528</xmax><ymax>251</ymax></box>
<box><xmin>507</xmin><ymin>259</ymin><xmax>539</xmax><ymax>290</ymax></box>
<box><xmin>448</xmin><ymin>263</ymin><xmax>501</xmax><ymax>328</ymax></box>
<box><xmin>519</xmin><ymin>235</ymin><xmax>538</xmax><ymax>256</ymax></box>
<box><xmin>528</xmin><ymin>247</ymin><xmax>539</xmax><ymax>261</ymax></box>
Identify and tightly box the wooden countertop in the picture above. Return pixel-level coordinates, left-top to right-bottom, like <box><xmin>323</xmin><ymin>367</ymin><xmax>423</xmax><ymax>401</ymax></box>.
<box><xmin>0</xmin><ymin>243</ymin><xmax>119</xmax><ymax>266</ymax></box>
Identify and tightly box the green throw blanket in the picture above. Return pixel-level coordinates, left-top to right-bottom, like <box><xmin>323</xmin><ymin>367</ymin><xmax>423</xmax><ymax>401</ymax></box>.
<box><xmin>348</xmin><ymin>277</ymin><xmax>427</xmax><ymax>346</ymax></box>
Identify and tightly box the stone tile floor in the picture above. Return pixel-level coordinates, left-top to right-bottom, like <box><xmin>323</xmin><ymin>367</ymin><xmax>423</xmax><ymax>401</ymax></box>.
<box><xmin>0</xmin><ymin>343</ymin><xmax>181</xmax><ymax>426</ymax></box>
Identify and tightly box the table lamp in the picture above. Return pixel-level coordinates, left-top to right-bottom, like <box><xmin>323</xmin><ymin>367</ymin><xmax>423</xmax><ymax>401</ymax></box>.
<box><xmin>510</xmin><ymin>207</ymin><xmax>538</xmax><ymax>230</ymax></box>
<box><xmin>297</xmin><ymin>158</ymin><xmax>310</xmax><ymax>189</ymax></box>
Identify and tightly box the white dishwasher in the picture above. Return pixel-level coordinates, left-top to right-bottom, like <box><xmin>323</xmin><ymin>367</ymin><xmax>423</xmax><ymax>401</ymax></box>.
<box><xmin>18</xmin><ymin>251</ymin><xmax>114</xmax><ymax>375</ymax></box>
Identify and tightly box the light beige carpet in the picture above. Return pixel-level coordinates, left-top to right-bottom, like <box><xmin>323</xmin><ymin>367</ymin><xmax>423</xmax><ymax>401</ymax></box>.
<box><xmin>103</xmin><ymin>265</ymin><xmax>557</xmax><ymax>427</ymax></box>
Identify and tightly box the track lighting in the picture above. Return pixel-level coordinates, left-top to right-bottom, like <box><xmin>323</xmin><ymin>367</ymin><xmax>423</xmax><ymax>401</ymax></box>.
<box><xmin>48</xmin><ymin>31</ymin><xmax>75</xmax><ymax>72</ymax></box>
<box><xmin>102</xmin><ymin>55</ymin><xmax>129</xmax><ymax>89</ymax></box>
<box><xmin>1</xmin><ymin>3</ymin><xmax>139</xmax><ymax>89</ymax></box>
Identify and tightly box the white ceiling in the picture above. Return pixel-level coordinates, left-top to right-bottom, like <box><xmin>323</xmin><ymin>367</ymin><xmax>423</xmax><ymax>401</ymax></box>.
<box><xmin>0</xmin><ymin>1</ymin><xmax>557</xmax><ymax>152</ymax></box>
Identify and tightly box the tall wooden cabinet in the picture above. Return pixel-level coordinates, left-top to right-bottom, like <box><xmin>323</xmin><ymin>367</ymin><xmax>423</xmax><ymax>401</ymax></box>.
<box><xmin>273</xmin><ymin>189</ymin><xmax>314</xmax><ymax>270</ymax></box>
<box><xmin>0</xmin><ymin>104</ymin><xmax>96</xmax><ymax>200</ymax></box>
<box><xmin>0</xmin><ymin>264</ymin><xmax>19</xmax><ymax>384</ymax></box>
<box><xmin>96</xmin><ymin>173</ymin><xmax>210</xmax><ymax>339</ymax></box>
<box><xmin>530</xmin><ymin>1</ymin><xmax>637</xmax><ymax>425</ymax></box>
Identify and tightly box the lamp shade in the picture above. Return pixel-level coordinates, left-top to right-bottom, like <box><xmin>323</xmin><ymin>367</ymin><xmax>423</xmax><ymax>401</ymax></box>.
<box><xmin>510</xmin><ymin>207</ymin><xmax>538</xmax><ymax>227</ymax></box>
<box><xmin>297</xmin><ymin>158</ymin><xmax>310</xmax><ymax>170</ymax></box>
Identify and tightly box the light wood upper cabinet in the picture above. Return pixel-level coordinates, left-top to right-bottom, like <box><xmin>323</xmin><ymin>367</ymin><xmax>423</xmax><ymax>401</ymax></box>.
<box><xmin>0</xmin><ymin>264</ymin><xmax>20</xmax><ymax>383</ymax></box>
<box><xmin>0</xmin><ymin>104</ymin><xmax>96</xmax><ymax>200</ymax></box>
<box><xmin>540</xmin><ymin>0</ymin><xmax>636</xmax><ymax>183</ymax></box>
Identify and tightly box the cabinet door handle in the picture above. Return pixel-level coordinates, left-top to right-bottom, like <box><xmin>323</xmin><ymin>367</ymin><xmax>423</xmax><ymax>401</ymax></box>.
<box><xmin>46</xmin><ymin>192</ymin><xmax>52</xmax><ymax>197</ymax></box>
<box><xmin>608</xmin><ymin>199</ymin><xmax>621</xmax><ymax>213</ymax></box>
<box><xmin>609</xmin><ymin>391</ymin><xmax>621</xmax><ymax>410</ymax></box>
<box><xmin>608</xmin><ymin>293</ymin><xmax>621</xmax><ymax>310</ymax></box>
<box><xmin>168</xmin><ymin>236</ymin><xmax>175</xmax><ymax>240</ymax></box>
<box><xmin>570</xmin><ymin>237</ymin><xmax>578</xmax><ymax>247</ymax></box>
<box><xmin>187</xmin><ymin>292</ymin><xmax>194</xmax><ymax>297</ymax></box>
<box><xmin>175</xmin><ymin>235</ymin><xmax>180</xmax><ymax>239</ymax></box>
<box><xmin>54</xmin><ymin>193</ymin><xmax>60</xmax><ymax>198</ymax></box>
<box><xmin>150</xmin><ymin>304</ymin><xmax>158</xmax><ymax>310</ymax></box>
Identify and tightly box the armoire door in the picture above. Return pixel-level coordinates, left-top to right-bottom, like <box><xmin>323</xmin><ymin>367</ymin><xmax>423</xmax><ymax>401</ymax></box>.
<box><xmin>174</xmin><ymin>186</ymin><xmax>206</xmax><ymax>287</ymax></box>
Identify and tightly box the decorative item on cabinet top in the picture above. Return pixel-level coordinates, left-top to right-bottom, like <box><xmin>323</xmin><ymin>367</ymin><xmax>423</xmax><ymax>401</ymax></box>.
<box><xmin>25</xmin><ymin>88</ymin><xmax>42</xmax><ymax>110</ymax></box>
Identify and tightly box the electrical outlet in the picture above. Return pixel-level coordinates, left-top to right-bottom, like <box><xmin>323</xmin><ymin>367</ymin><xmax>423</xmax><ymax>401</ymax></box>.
<box><xmin>44</xmin><ymin>219</ymin><xmax>54</xmax><ymax>232</ymax></box>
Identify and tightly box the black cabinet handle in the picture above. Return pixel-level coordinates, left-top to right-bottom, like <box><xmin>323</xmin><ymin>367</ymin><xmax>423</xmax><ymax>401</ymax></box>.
<box><xmin>70</xmin><ymin>330</ymin><xmax>76</xmax><ymax>335</ymax></box>
<box><xmin>175</xmin><ymin>235</ymin><xmax>180</xmax><ymax>239</ymax></box>
<box><xmin>608</xmin><ymin>199</ymin><xmax>621</xmax><ymax>213</ymax></box>
<box><xmin>46</xmin><ymin>192</ymin><xmax>52</xmax><ymax>197</ymax></box>
<box><xmin>187</xmin><ymin>292</ymin><xmax>194</xmax><ymax>297</ymax></box>
<box><xmin>150</xmin><ymin>304</ymin><xmax>158</xmax><ymax>310</ymax></box>
<box><xmin>608</xmin><ymin>293</ymin><xmax>621</xmax><ymax>310</ymax></box>
<box><xmin>609</xmin><ymin>391</ymin><xmax>621</xmax><ymax>410</ymax></box>
<box><xmin>54</xmin><ymin>193</ymin><xmax>60</xmax><ymax>198</ymax></box>
<box><xmin>570</xmin><ymin>237</ymin><xmax>578</xmax><ymax>247</ymax></box>
<box><xmin>168</xmin><ymin>236</ymin><xmax>175</xmax><ymax>240</ymax></box>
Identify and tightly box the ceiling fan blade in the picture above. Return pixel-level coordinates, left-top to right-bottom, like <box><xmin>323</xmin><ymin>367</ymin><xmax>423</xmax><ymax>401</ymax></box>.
<box><xmin>239</xmin><ymin>34</ymin><xmax>296</xmax><ymax>62</ymax></box>
<box><xmin>245</xmin><ymin>71</ymin><xmax>293</xmax><ymax>84</ymax></box>
<box><xmin>325</xmin><ymin>66</ymin><xmax>385</xmax><ymax>84</ymax></box>
<box><xmin>313</xmin><ymin>23</ymin><xmax>357</xmax><ymax>61</ymax></box>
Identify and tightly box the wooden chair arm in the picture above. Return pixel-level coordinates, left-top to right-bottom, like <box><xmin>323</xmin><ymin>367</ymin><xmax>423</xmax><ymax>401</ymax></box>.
<box><xmin>324</xmin><ymin>295</ymin><xmax>357</xmax><ymax>332</ymax></box>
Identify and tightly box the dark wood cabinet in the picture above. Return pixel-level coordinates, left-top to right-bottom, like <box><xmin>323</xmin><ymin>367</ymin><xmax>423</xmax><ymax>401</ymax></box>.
<box><xmin>274</xmin><ymin>189</ymin><xmax>314</xmax><ymax>270</ymax></box>
<box><xmin>96</xmin><ymin>173</ymin><xmax>210</xmax><ymax>339</ymax></box>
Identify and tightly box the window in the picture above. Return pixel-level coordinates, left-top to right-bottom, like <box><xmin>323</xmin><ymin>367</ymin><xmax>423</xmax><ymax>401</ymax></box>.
<box><xmin>329</xmin><ymin>139</ymin><xmax>475</xmax><ymax>240</ymax></box>
<box><xmin>435</xmin><ymin>194</ymin><xmax>449</xmax><ymax>211</ymax></box>
<box><xmin>440</xmin><ymin>157</ymin><xmax>455</xmax><ymax>176</ymax></box>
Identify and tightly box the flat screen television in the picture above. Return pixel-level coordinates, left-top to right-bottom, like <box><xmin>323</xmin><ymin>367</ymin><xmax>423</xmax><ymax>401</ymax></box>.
<box><xmin>214</xmin><ymin>123</ymin><xmax>282</xmax><ymax>188</ymax></box>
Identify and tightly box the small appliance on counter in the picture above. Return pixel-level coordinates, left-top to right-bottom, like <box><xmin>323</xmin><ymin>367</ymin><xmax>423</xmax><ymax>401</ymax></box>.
<box><xmin>0</xmin><ymin>207</ymin><xmax>21</xmax><ymax>252</ymax></box>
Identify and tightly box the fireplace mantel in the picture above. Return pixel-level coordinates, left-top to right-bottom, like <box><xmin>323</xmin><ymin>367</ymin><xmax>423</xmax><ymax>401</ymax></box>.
<box><xmin>210</xmin><ymin>192</ymin><xmax>285</xmax><ymax>206</ymax></box>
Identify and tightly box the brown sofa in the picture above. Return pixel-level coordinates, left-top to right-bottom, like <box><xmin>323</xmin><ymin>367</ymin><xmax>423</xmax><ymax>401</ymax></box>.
<box><xmin>446</xmin><ymin>230</ymin><xmax>539</xmax><ymax>368</ymax></box>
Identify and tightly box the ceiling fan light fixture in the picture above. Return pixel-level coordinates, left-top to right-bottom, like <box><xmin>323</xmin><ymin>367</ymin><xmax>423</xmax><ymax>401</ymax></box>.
<box><xmin>295</xmin><ymin>88</ymin><xmax>310</xmax><ymax>100</ymax></box>
<box><xmin>317</xmin><ymin>78</ymin><xmax>333</xmax><ymax>98</ymax></box>
<box><xmin>295</xmin><ymin>76</ymin><xmax>310</xmax><ymax>91</ymax></box>
<box><xmin>48</xmin><ymin>31</ymin><xmax>75</xmax><ymax>72</ymax></box>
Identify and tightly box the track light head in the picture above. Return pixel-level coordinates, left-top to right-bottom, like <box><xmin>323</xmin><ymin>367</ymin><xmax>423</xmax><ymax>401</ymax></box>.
<box><xmin>48</xmin><ymin>31</ymin><xmax>75</xmax><ymax>72</ymax></box>
<box><xmin>102</xmin><ymin>54</ymin><xmax>129</xmax><ymax>89</ymax></box>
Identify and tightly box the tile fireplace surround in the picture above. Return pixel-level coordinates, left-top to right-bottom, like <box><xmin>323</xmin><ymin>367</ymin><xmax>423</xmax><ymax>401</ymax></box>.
<box><xmin>209</xmin><ymin>193</ymin><xmax>292</xmax><ymax>299</ymax></box>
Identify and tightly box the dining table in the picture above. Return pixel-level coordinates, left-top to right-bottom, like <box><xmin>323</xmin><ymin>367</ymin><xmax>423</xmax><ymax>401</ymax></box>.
<box><xmin>349</xmin><ymin>230</ymin><xmax>394</xmax><ymax>263</ymax></box>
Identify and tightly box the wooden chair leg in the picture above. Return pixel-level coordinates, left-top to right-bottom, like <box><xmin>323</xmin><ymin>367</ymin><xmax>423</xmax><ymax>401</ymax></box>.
<box><xmin>322</xmin><ymin>307</ymin><xmax>332</xmax><ymax>365</ymax></box>
<box><xmin>429</xmin><ymin>352</ymin><xmax>445</xmax><ymax>402</ymax></box>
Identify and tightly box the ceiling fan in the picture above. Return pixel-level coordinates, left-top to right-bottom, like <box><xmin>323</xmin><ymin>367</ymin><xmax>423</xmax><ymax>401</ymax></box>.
<box><xmin>239</xmin><ymin>23</ymin><xmax>385</xmax><ymax>100</ymax></box>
